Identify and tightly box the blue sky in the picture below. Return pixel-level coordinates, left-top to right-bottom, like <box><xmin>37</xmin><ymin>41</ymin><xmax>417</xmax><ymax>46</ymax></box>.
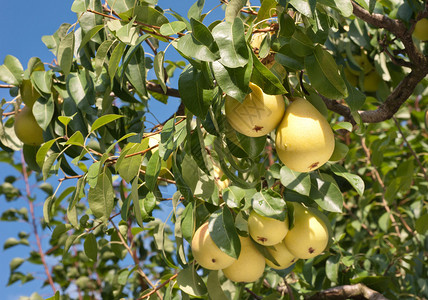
<box><xmin>0</xmin><ymin>1</ymin><xmax>225</xmax><ymax>299</ymax></box>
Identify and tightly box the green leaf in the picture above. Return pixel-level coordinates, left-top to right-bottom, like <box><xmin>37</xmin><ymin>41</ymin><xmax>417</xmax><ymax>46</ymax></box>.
<box><xmin>79</xmin><ymin>0</ymin><xmax>103</xmax><ymax>44</ymax></box>
<box><xmin>177</xmin><ymin>264</ymin><xmax>207</xmax><ymax>297</ymax></box>
<box><xmin>65</xmin><ymin>131</ymin><xmax>85</xmax><ymax>146</ymax></box>
<box><xmin>276</xmin><ymin>44</ymin><xmax>304</xmax><ymax>71</ymax></box>
<box><xmin>330</xmin><ymin>164</ymin><xmax>365</xmax><ymax>196</ymax></box>
<box><xmin>145</xmin><ymin>150</ymin><xmax>161</xmax><ymax>191</ymax></box>
<box><xmin>252</xmin><ymin>190</ymin><xmax>287</xmax><ymax>221</ymax></box>
<box><xmin>251</xmin><ymin>51</ymin><xmax>287</xmax><ymax>95</ymax></box>
<box><xmin>9</xmin><ymin>257</ymin><xmax>25</xmax><ymax>272</ymax></box>
<box><xmin>125</xmin><ymin>46</ymin><xmax>148</xmax><ymax>100</ymax></box>
<box><xmin>178</xmin><ymin>64</ymin><xmax>214</xmax><ymax>118</ymax></box>
<box><xmin>187</xmin><ymin>0</ymin><xmax>205</xmax><ymax>21</ymax></box>
<box><xmin>88</xmin><ymin>169</ymin><xmax>114</xmax><ymax>220</ymax></box>
<box><xmin>154</xmin><ymin>51</ymin><xmax>167</xmax><ymax>94</ymax></box>
<box><xmin>280</xmin><ymin>165</ymin><xmax>311</xmax><ymax>196</ymax></box>
<box><xmin>95</xmin><ymin>40</ymin><xmax>115</xmax><ymax>78</ymax></box>
<box><xmin>106</xmin><ymin>0</ymin><xmax>135</xmax><ymax>13</ymax></box>
<box><xmin>207</xmin><ymin>271</ymin><xmax>228</xmax><ymax>300</ymax></box>
<box><xmin>415</xmin><ymin>214</ymin><xmax>428</xmax><ymax>234</ymax></box>
<box><xmin>108</xmin><ymin>42</ymin><xmax>126</xmax><ymax>85</ymax></box>
<box><xmin>305</xmin><ymin>45</ymin><xmax>348</xmax><ymax>100</ymax></box>
<box><xmin>66</xmin><ymin>70</ymin><xmax>95</xmax><ymax>109</ymax></box>
<box><xmin>222</xmin><ymin>186</ymin><xmax>246</xmax><ymax>208</ymax></box>
<box><xmin>134</xmin><ymin>5</ymin><xmax>169</xmax><ymax>27</ymax></box>
<box><xmin>255</xmin><ymin>0</ymin><xmax>277</xmax><ymax>23</ymax></box>
<box><xmin>208</xmin><ymin>207</ymin><xmax>241</xmax><ymax>259</ymax></box>
<box><xmin>3</xmin><ymin>237</ymin><xmax>30</xmax><ymax>250</ymax></box>
<box><xmin>78</xmin><ymin>24</ymin><xmax>104</xmax><ymax>50</ymax></box>
<box><xmin>212</xmin><ymin>56</ymin><xmax>252</xmax><ymax>103</ymax></box>
<box><xmin>57</xmin><ymin>31</ymin><xmax>75</xmax><ymax>77</ymax></box>
<box><xmin>160</xmin><ymin>21</ymin><xmax>187</xmax><ymax>36</ymax></box>
<box><xmin>310</xmin><ymin>174</ymin><xmax>343</xmax><ymax>212</ymax></box>
<box><xmin>131</xmin><ymin>176</ymin><xmax>143</xmax><ymax>227</ymax></box>
<box><xmin>289</xmin><ymin>0</ymin><xmax>313</xmax><ymax>17</ymax></box>
<box><xmin>43</xmin><ymin>196</ymin><xmax>55</xmax><ymax>224</ymax></box>
<box><xmin>32</xmin><ymin>96</ymin><xmax>54</xmax><ymax>130</ymax></box>
<box><xmin>225</xmin><ymin>0</ymin><xmax>246</xmax><ymax>23</ymax></box>
<box><xmin>31</xmin><ymin>70</ymin><xmax>52</xmax><ymax>95</ymax></box>
<box><xmin>325</xmin><ymin>255</ymin><xmax>340</xmax><ymax>283</ymax></box>
<box><xmin>212</xmin><ymin>18</ymin><xmax>249</xmax><ymax>68</ymax></box>
<box><xmin>278</xmin><ymin>12</ymin><xmax>295</xmax><ymax>38</ymax></box>
<box><xmin>84</xmin><ymin>233</ymin><xmax>98</xmax><ymax>261</ymax></box>
<box><xmin>117</xmin><ymin>142</ymin><xmax>148</xmax><ymax>183</ymax></box>
<box><xmin>190</xmin><ymin>124</ymin><xmax>210</xmax><ymax>174</ymax></box>
<box><xmin>91</xmin><ymin>114</ymin><xmax>123</xmax><ymax>133</ymax></box>
<box><xmin>0</xmin><ymin>55</ymin><xmax>23</xmax><ymax>85</ymax></box>
<box><xmin>333</xmin><ymin>121</ymin><xmax>353</xmax><ymax>132</ymax></box>
<box><xmin>42</xmin><ymin>153</ymin><xmax>60</xmax><ymax>181</ymax></box>
<box><xmin>176</xmin><ymin>34</ymin><xmax>219</xmax><ymax>62</ymax></box>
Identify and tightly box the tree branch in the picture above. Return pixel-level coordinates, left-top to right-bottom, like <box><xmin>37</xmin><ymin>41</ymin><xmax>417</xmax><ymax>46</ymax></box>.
<box><xmin>321</xmin><ymin>2</ymin><xmax>428</xmax><ymax>124</ymax></box>
<box><xmin>306</xmin><ymin>283</ymin><xmax>389</xmax><ymax>300</ymax></box>
<box><xmin>21</xmin><ymin>151</ymin><xmax>57</xmax><ymax>294</ymax></box>
<box><xmin>146</xmin><ymin>81</ymin><xmax>180</xmax><ymax>98</ymax></box>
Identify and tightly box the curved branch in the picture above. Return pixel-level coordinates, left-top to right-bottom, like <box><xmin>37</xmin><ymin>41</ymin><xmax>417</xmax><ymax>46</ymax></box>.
<box><xmin>306</xmin><ymin>283</ymin><xmax>389</xmax><ymax>300</ymax></box>
<box><xmin>322</xmin><ymin>2</ymin><xmax>428</xmax><ymax>123</ymax></box>
<box><xmin>146</xmin><ymin>81</ymin><xmax>180</xmax><ymax>98</ymax></box>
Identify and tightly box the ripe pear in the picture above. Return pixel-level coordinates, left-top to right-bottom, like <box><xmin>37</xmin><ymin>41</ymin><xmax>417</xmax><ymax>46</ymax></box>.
<box><xmin>213</xmin><ymin>164</ymin><xmax>229</xmax><ymax>191</ymax></box>
<box><xmin>347</xmin><ymin>54</ymin><xmax>373</xmax><ymax>76</ymax></box>
<box><xmin>248</xmin><ymin>210</ymin><xmax>288</xmax><ymax>246</ymax></box>
<box><xmin>191</xmin><ymin>222</ymin><xmax>236</xmax><ymax>270</ymax></box>
<box><xmin>275</xmin><ymin>98</ymin><xmax>335</xmax><ymax>172</ymax></box>
<box><xmin>413</xmin><ymin>18</ymin><xmax>428</xmax><ymax>41</ymax></box>
<box><xmin>225</xmin><ymin>82</ymin><xmax>285</xmax><ymax>137</ymax></box>
<box><xmin>14</xmin><ymin>106</ymin><xmax>44</xmax><ymax>146</ymax></box>
<box><xmin>362</xmin><ymin>70</ymin><xmax>381</xmax><ymax>93</ymax></box>
<box><xmin>265</xmin><ymin>240</ymin><xmax>297</xmax><ymax>270</ymax></box>
<box><xmin>222</xmin><ymin>236</ymin><xmax>265</xmax><ymax>282</ymax></box>
<box><xmin>143</xmin><ymin>133</ymin><xmax>172</xmax><ymax>176</ymax></box>
<box><xmin>283</xmin><ymin>203</ymin><xmax>329</xmax><ymax>259</ymax></box>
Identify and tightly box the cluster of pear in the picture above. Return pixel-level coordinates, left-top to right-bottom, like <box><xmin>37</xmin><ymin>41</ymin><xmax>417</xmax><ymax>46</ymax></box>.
<box><xmin>225</xmin><ymin>82</ymin><xmax>335</xmax><ymax>173</ymax></box>
<box><xmin>191</xmin><ymin>202</ymin><xmax>330</xmax><ymax>283</ymax></box>
<box><xmin>343</xmin><ymin>53</ymin><xmax>381</xmax><ymax>93</ymax></box>
<box><xmin>13</xmin><ymin>81</ymin><xmax>44</xmax><ymax>146</ymax></box>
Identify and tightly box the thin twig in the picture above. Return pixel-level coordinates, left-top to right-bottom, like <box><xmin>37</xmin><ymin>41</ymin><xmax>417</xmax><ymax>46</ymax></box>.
<box><xmin>138</xmin><ymin>273</ymin><xmax>178</xmax><ymax>299</ymax></box>
<box><xmin>21</xmin><ymin>151</ymin><xmax>57</xmax><ymax>293</ymax></box>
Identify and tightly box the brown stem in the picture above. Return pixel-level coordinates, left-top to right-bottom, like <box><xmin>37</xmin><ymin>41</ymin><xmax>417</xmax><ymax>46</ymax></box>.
<box><xmin>0</xmin><ymin>84</ymin><xmax>14</xmax><ymax>88</ymax></box>
<box><xmin>110</xmin><ymin>220</ymin><xmax>162</xmax><ymax>298</ymax></box>
<box><xmin>146</xmin><ymin>81</ymin><xmax>180</xmax><ymax>98</ymax></box>
<box><xmin>138</xmin><ymin>273</ymin><xmax>178</xmax><ymax>299</ymax></box>
<box><xmin>21</xmin><ymin>151</ymin><xmax>57</xmax><ymax>293</ymax></box>
<box><xmin>305</xmin><ymin>283</ymin><xmax>389</xmax><ymax>300</ymax></box>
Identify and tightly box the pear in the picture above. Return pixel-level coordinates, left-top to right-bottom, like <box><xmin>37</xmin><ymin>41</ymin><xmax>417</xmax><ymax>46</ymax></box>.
<box><xmin>283</xmin><ymin>203</ymin><xmax>329</xmax><ymax>259</ymax></box>
<box><xmin>222</xmin><ymin>236</ymin><xmax>266</xmax><ymax>282</ymax></box>
<box><xmin>265</xmin><ymin>240</ymin><xmax>297</xmax><ymax>270</ymax></box>
<box><xmin>225</xmin><ymin>82</ymin><xmax>285</xmax><ymax>137</ymax></box>
<box><xmin>143</xmin><ymin>133</ymin><xmax>172</xmax><ymax>176</ymax></box>
<box><xmin>213</xmin><ymin>164</ymin><xmax>230</xmax><ymax>192</ymax></box>
<box><xmin>191</xmin><ymin>222</ymin><xmax>236</xmax><ymax>270</ymax></box>
<box><xmin>413</xmin><ymin>18</ymin><xmax>428</xmax><ymax>41</ymax></box>
<box><xmin>14</xmin><ymin>106</ymin><xmax>44</xmax><ymax>146</ymax></box>
<box><xmin>248</xmin><ymin>210</ymin><xmax>288</xmax><ymax>246</ymax></box>
<box><xmin>275</xmin><ymin>98</ymin><xmax>335</xmax><ymax>172</ymax></box>
<box><xmin>363</xmin><ymin>71</ymin><xmax>381</xmax><ymax>93</ymax></box>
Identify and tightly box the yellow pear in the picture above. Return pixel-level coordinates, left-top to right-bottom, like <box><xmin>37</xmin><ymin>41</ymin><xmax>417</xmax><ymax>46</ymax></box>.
<box><xmin>225</xmin><ymin>82</ymin><xmax>285</xmax><ymax>137</ymax></box>
<box><xmin>213</xmin><ymin>164</ymin><xmax>229</xmax><ymax>191</ymax></box>
<box><xmin>143</xmin><ymin>133</ymin><xmax>172</xmax><ymax>176</ymax></box>
<box><xmin>250</xmin><ymin>32</ymin><xmax>268</xmax><ymax>50</ymax></box>
<box><xmin>248</xmin><ymin>210</ymin><xmax>288</xmax><ymax>246</ymax></box>
<box><xmin>191</xmin><ymin>222</ymin><xmax>236</xmax><ymax>270</ymax></box>
<box><xmin>346</xmin><ymin>54</ymin><xmax>373</xmax><ymax>76</ymax></box>
<box><xmin>283</xmin><ymin>203</ymin><xmax>329</xmax><ymax>259</ymax></box>
<box><xmin>343</xmin><ymin>67</ymin><xmax>358</xmax><ymax>87</ymax></box>
<box><xmin>265</xmin><ymin>240</ymin><xmax>297</xmax><ymax>270</ymax></box>
<box><xmin>275</xmin><ymin>98</ymin><xmax>335</xmax><ymax>172</ymax></box>
<box><xmin>14</xmin><ymin>106</ymin><xmax>44</xmax><ymax>146</ymax></box>
<box><xmin>362</xmin><ymin>70</ymin><xmax>381</xmax><ymax>93</ymax></box>
<box><xmin>413</xmin><ymin>18</ymin><xmax>428</xmax><ymax>41</ymax></box>
<box><xmin>222</xmin><ymin>235</ymin><xmax>266</xmax><ymax>282</ymax></box>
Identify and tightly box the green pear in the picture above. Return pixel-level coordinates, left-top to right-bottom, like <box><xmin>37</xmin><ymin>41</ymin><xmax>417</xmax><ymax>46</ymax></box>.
<box><xmin>191</xmin><ymin>222</ymin><xmax>236</xmax><ymax>270</ymax></box>
<box><xmin>283</xmin><ymin>203</ymin><xmax>329</xmax><ymax>259</ymax></box>
<box><xmin>265</xmin><ymin>240</ymin><xmax>297</xmax><ymax>270</ymax></box>
<box><xmin>275</xmin><ymin>98</ymin><xmax>335</xmax><ymax>172</ymax></box>
<box><xmin>413</xmin><ymin>18</ymin><xmax>428</xmax><ymax>41</ymax></box>
<box><xmin>14</xmin><ymin>106</ymin><xmax>44</xmax><ymax>146</ymax></box>
<box><xmin>248</xmin><ymin>210</ymin><xmax>288</xmax><ymax>246</ymax></box>
<box><xmin>222</xmin><ymin>236</ymin><xmax>265</xmax><ymax>282</ymax></box>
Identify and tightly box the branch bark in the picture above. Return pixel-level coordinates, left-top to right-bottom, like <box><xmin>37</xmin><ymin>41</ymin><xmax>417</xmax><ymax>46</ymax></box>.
<box><xmin>321</xmin><ymin>2</ymin><xmax>428</xmax><ymax>124</ymax></box>
<box><xmin>306</xmin><ymin>283</ymin><xmax>389</xmax><ymax>300</ymax></box>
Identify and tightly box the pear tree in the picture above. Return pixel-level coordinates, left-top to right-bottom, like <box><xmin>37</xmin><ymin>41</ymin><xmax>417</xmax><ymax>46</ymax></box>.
<box><xmin>0</xmin><ymin>0</ymin><xmax>427</xmax><ymax>299</ymax></box>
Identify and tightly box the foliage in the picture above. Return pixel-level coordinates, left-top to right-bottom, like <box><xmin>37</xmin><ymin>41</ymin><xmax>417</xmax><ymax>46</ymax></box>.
<box><xmin>0</xmin><ymin>0</ymin><xmax>427</xmax><ymax>299</ymax></box>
